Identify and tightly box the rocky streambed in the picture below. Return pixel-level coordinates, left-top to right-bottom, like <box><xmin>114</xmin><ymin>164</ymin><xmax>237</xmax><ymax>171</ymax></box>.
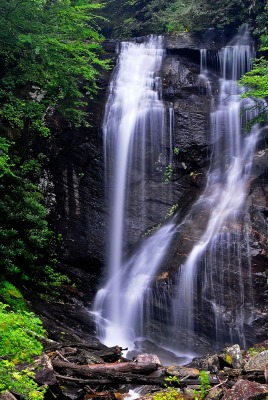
<box><xmin>2</xmin><ymin>332</ymin><xmax>268</xmax><ymax>400</ymax></box>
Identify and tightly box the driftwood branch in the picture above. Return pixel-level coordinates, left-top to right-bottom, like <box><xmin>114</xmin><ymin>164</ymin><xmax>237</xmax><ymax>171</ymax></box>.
<box><xmin>208</xmin><ymin>378</ymin><xmax>228</xmax><ymax>392</ymax></box>
<box><xmin>55</xmin><ymin>350</ymin><xmax>70</xmax><ymax>363</ymax></box>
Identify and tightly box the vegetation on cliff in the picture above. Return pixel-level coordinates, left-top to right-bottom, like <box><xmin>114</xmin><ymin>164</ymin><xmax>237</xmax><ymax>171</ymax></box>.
<box><xmin>0</xmin><ymin>302</ymin><xmax>46</xmax><ymax>399</ymax></box>
<box><xmin>239</xmin><ymin>33</ymin><xmax>268</xmax><ymax>127</ymax></box>
<box><xmin>98</xmin><ymin>0</ymin><xmax>268</xmax><ymax>38</ymax></box>
<box><xmin>0</xmin><ymin>0</ymin><xmax>107</xmax><ymax>396</ymax></box>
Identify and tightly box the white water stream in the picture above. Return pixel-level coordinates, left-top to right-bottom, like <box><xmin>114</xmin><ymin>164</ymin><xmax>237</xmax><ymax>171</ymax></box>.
<box><xmin>93</xmin><ymin>37</ymin><xmax>176</xmax><ymax>350</ymax></box>
<box><xmin>172</xmin><ymin>28</ymin><xmax>260</xmax><ymax>349</ymax></box>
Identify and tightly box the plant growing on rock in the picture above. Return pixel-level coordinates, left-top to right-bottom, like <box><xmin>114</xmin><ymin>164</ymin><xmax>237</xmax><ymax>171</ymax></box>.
<box><xmin>153</xmin><ymin>376</ymin><xmax>183</xmax><ymax>400</ymax></box>
<box><xmin>192</xmin><ymin>371</ymin><xmax>211</xmax><ymax>399</ymax></box>
<box><xmin>165</xmin><ymin>164</ymin><xmax>173</xmax><ymax>183</ymax></box>
<box><xmin>0</xmin><ymin>303</ymin><xmax>46</xmax><ymax>399</ymax></box>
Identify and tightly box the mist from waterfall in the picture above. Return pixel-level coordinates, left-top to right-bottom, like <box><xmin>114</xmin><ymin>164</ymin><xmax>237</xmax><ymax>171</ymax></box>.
<box><xmin>93</xmin><ymin>36</ymin><xmax>176</xmax><ymax>350</ymax></box>
<box><xmin>172</xmin><ymin>28</ymin><xmax>260</xmax><ymax>351</ymax></box>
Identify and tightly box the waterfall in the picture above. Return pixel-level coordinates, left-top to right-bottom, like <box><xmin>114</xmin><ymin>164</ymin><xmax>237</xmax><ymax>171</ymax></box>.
<box><xmin>198</xmin><ymin>49</ymin><xmax>212</xmax><ymax>95</ymax></box>
<box><xmin>172</xmin><ymin>28</ymin><xmax>260</xmax><ymax>351</ymax></box>
<box><xmin>93</xmin><ymin>36</ymin><xmax>176</xmax><ymax>350</ymax></box>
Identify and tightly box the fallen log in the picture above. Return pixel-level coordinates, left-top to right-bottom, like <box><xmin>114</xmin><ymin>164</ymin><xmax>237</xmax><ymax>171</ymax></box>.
<box><xmin>52</xmin><ymin>360</ymin><xmax>159</xmax><ymax>376</ymax></box>
<box><xmin>55</xmin><ymin>371</ymin><xmax>165</xmax><ymax>386</ymax></box>
<box><xmin>52</xmin><ymin>361</ymin><xmax>220</xmax><ymax>387</ymax></box>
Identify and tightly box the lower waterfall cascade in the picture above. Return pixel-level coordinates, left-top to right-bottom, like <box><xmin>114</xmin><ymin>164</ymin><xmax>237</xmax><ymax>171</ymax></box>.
<box><xmin>170</xmin><ymin>28</ymin><xmax>261</xmax><ymax>353</ymax></box>
<box><xmin>93</xmin><ymin>28</ymin><xmax>267</xmax><ymax>360</ymax></box>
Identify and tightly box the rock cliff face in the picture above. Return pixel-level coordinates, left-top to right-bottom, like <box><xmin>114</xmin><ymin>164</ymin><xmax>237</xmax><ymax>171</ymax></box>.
<box><xmin>45</xmin><ymin>32</ymin><xmax>267</xmax><ymax>354</ymax></box>
<box><xmin>45</xmin><ymin>45</ymin><xmax>116</xmax><ymax>273</ymax></box>
<box><xmin>47</xmin><ymin>33</ymin><xmax>221</xmax><ymax>272</ymax></box>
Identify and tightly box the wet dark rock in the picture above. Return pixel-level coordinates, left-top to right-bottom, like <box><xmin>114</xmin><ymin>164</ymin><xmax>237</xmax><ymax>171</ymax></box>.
<box><xmin>165</xmin><ymin>365</ymin><xmax>200</xmax><ymax>378</ymax></box>
<box><xmin>221</xmin><ymin>345</ymin><xmax>244</xmax><ymax>369</ymax></box>
<box><xmin>187</xmin><ymin>353</ymin><xmax>220</xmax><ymax>373</ymax></box>
<box><xmin>245</xmin><ymin>351</ymin><xmax>268</xmax><ymax>372</ymax></box>
<box><xmin>35</xmin><ymin>355</ymin><xmax>58</xmax><ymax>386</ymax></box>
<box><xmin>163</xmin><ymin>30</ymin><xmax>229</xmax><ymax>52</ymax></box>
<box><xmin>133</xmin><ymin>353</ymin><xmax>162</xmax><ymax>366</ymax></box>
<box><xmin>127</xmin><ymin>338</ymin><xmax>188</xmax><ymax>366</ymax></box>
<box><xmin>222</xmin><ymin>380</ymin><xmax>268</xmax><ymax>400</ymax></box>
<box><xmin>58</xmin><ymin>382</ymin><xmax>84</xmax><ymax>400</ymax></box>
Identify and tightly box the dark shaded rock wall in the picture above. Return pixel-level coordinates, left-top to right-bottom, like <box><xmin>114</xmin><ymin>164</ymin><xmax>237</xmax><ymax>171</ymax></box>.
<box><xmin>45</xmin><ymin>41</ymin><xmax>118</xmax><ymax>272</ymax></box>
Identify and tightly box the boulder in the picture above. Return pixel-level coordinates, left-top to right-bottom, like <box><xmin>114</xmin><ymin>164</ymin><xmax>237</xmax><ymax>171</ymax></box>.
<box><xmin>222</xmin><ymin>380</ymin><xmax>268</xmax><ymax>400</ymax></box>
<box><xmin>222</xmin><ymin>345</ymin><xmax>244</xmax><ymax>369</ymax></box>
<box><xmin>133</xmin><ymin>353</ymin><xmax>162</xmax><ymax>366</ymax></box>
<box><xmin>245</xmin><ymin>350</ymin><xmax>268</xmax><ymax>371</ymax></box>
<box><xmin>166</xmin><ymin>365</ymin><xmax>200</xmax><ymax>378</ymax></box>
<box><xmin>34</xmin><ymin>354</ymin><xmax>58</xmax><ymax>386</ymax></box>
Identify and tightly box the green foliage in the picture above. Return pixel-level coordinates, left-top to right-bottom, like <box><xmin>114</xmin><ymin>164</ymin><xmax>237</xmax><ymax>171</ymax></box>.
<box><xmin>165</xmin><ymin>164</ymin><xmax>173</xmax><ymax>183</ymax></box>
<box><xmin>145</xmin><ymin>0</ymin><xmax>210</xmax><ymax>33</ymax></box>
<box><xmin>153</xmin><ymin>389</ymin><xmax>182</xmax><ymax>400</ymax></box>
<box><xmin>0</xmin><ymin>138</ymin><xmax>15</xmax><ymax>178</ymax></box>
<box><xmin>101</xmin><ymin>0</ymin><xmax>268</xmax><ymax>37</ymax></box>
<box><xmin>247</xmin><ymin>346</ymin><xmax>266</xmax><ymax>357</ymax></box>
<box><xmin>165</xmin><ymin>376</ymin><xmax>180</xmax><ymax>386</ymax></box>
<box><xmin>0</xmin><ymin>171</ymin><xmax>53</xmax><ymax>280</ymax></box>
<box><xmin>196</xmin><ymin>371</ymin><xmax>210</xmax><ymax>400</ymax></box>
<box><xmin>0</xmin><ymin>303</ymin><xmax>46</xmax><ymax>399</ymax></box>
<box><xmin>0</xmin><ymin>303</ymin><xmax>45</xmax><ymax>363</ymax></box>
<box><xmin>0</xmin><ymin>281</ymin><xmax>28</xmax><ymax>311</ymax></box>
<box><xmin>0</xmin><ymin>0</ymin><xmax>108</xmax><ymax>134</ymax></box>
<box><xmin>239</xmin><ymin>35</ymin><xmax>268</xmax><ymax>129</ymax></box>
<box><xmin>0</xmin><ymin>363</ymin><xmax>46</xmax><ymax>400</ymax></box>
<box><xmin>153</xmin><ymin>376</ymin><xmax>182</xmax><ymax>400</ymax></box>
<box><xmin>165</xmin><ymin>204</ymin><xmax>179</xmax><ymax>218</ymax></box>
<box><xmin>39</xmin><ymin>265</ymin><xmax>70</xmax><ymax>293</ymax></box>
<box><xmin>173</xmin><ymin>147</ymin><xmax>180</xmax><ymax>155</ymax></box>
<box><xmin>0</xmin><ymin>137</ymin><xmax>68</xmax><ymax>290</ymax></box>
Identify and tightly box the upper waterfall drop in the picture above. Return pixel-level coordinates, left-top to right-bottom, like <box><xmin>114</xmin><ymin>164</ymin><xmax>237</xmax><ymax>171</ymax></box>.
<box><xmin>93</xmin><ymin>36</ymin><xmax>176</xmax><ymax>350</ymax></box>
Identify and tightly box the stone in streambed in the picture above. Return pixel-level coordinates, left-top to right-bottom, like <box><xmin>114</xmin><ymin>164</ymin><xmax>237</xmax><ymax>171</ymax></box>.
<box><xmin>244</xmin><ymin>350</ymin><xmax>268</xmax><ymax>371</ymax></box>
<box><xmin>222</xmin><ymin>380</ymin><xmax>268</xmax><ymax>400</ymax></box>
<box><xmin>133</xmin><ymin>353</ymin><xmax>162</xmax><ymax>366</ymax></box>
<box><xmin>220</xmin><ymin>344</ymin><xmax>244</xmax><ymax>369</ymax></box>
<box><xmin>166</xmin><ymin>365</ymin><xmax>200</xmax><ymax>378</ymax></box>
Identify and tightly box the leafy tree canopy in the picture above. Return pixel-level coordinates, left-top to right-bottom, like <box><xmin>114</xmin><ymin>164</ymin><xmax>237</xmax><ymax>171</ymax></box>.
<box><xmin>0</xmin><ymin>0</ymin><xmax>108</xmax><ymax>134</ymax></box>
<box><xmin>99</xmin><ymin>0</ymin><xmax>268</xmax><ymax>38</ymax></box>
<box><xmin>0</xmin><ymin>136</ymin><xmax>70</xmax><ymax>293</ymax></box>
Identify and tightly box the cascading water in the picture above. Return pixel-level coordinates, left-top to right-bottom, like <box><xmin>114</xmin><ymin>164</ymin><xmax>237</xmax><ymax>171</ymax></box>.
<box><xmin>172</xmin><ymin>28</ymin><xmax>260</xmax><ymax>351</ymax></box>
<box><xmin>93</xmin><ymin>36</ymin><xmax>176</xmax><ymax>350</ymax></box>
